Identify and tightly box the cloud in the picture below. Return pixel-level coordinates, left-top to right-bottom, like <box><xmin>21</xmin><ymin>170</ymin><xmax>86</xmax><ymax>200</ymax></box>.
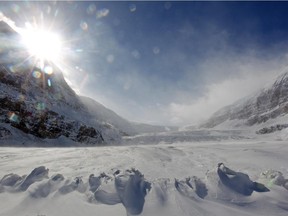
<box><xmin>165</xmin><ymin>54</ymin><xmax>288</xmax><ymax>126</ymax></box>
<box><xmin>70</xmin><ymin>17</ymin><xmax>288</xmax><ymax>127</ymax></box>
<box><xmin>82</xmin><ymin>52</ymin><xmax>287</xmax><ymax>127</ymax></box>
<box><xmin>3</xmin><ymin>2</ymin><xmax>288</xmax><ymax>128</ymax></box>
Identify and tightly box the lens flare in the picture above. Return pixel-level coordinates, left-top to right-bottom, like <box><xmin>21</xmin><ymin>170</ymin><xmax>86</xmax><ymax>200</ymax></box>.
<box><xmin>21</xmin><ymin>29</ymin><xmax>62</xmax><ymax>61</ymax></box>
<box><xmin>8</xmin><ymin>112</ymin><xmax>20</xmax><ymax>123</ymax></box>
<box><xmin>47</xmin><ymin>79</ymin><xmax>52</xmax><ymax>87</ymax></box>
<box><xmin>87</xmin><ymin>4</ymin><xmax>96</xmax><ymax>15</ymax></box>
<box><xmin>44</xmin><ymin>66</ymin><xmax>53</xmax><ymax>75</ymax></box>
<box><xmin>36</xmin><ymin>102</ymin><xmax>45</xmax><ymax>110</ymax></box>
<box><xmin>106</xmin><ymin>54</ymin><xmax>114</xmax><ymax>63</ymax></box>
<box><xmin>129</xmin><ymin>4</ymin><xmax>137</xmax><ymax>12</ymax></box>
<box><xmin>153</xmin><ymin>47</ymin><xmax>160</xmax><ymax>54</ymax></box>
<box><xmin>32</xmin><ymin>70</ymin><xmax>42</xmax><ymax>79</ymax></box>
<box><xmin>96</xmin><ymin>8</ymin><xmax>109</xmax><ymax>18</ymax></box>
<box><xmin>80</xmin><ymin>21</ymin><xmax>88</xmax><ymax>31</ymax></box>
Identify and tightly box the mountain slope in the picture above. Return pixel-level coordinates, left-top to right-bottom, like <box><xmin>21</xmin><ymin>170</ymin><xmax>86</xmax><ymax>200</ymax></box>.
<box><xmin>0</xmin><ymin>21</ymin><xmax>122</xmax><ymax>145</ymax></box>
<box><xmin>80</xmin><ymin>96</ymin><xmax>178</xmax><ymax>136</ymax></box>
<box><xmin>201</xmin><ymin>71</ymin><xmax>288</xmax><ymax>129</ymax></box>
<box><xmin>0</xmin><ymin>61</ymin><xmax>110</xmax><ymax>145</ymax></box>
<box><xmin>0</xmin><ymin>20</ymin><xmax>177</xmax><ymax>145</ymax></box>
<box><xmin>79</xmin><ymin>96</ymin><xmax>137</xmax><ymax>136</ymax></box>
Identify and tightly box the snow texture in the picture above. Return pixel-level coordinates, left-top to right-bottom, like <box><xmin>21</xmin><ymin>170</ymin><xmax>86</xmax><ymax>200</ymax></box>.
<box><xmin>0</xmin><ymin>140</ymin><xmax>288</xmax><ymax>216</ymax></box>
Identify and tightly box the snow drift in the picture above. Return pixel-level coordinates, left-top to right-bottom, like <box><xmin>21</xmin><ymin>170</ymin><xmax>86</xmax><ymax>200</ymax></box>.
<box><xmin>0</xmin><ymin>141</ymin><xmax>288</xmax><ymax>216</ymax></box>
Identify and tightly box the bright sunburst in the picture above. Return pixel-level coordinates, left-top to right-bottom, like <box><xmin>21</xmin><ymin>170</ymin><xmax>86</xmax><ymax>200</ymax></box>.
<box><xmin>21</xmin><ymin>28</ymin><xmax>62</xmax><ymax>62</ymax></box>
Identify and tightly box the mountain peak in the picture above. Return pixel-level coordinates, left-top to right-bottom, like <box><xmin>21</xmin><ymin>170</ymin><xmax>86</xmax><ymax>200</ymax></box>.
<box><xmin>0</xmin><ymin>20</ymin><xmax>17</xmax><ymax>35</ymax></box>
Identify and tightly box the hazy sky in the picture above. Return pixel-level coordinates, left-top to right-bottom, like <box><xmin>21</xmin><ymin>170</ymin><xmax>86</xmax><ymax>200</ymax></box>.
<box><xmin>2</xmin><ymin>1</ymin><xmax>288</xmax><ymax>126</ymax></box>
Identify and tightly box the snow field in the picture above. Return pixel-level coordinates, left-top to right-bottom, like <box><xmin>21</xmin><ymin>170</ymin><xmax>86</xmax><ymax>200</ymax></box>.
<box><xmin>0</xmin><ymin>141</ymin><xmax>288</xmax><ymax>216</ymax></box>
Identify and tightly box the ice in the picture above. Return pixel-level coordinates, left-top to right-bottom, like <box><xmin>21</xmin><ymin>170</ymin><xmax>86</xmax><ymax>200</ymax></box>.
<box><xmin>175</xmin><ymin>176</ymin><xmax>208</xmax><ymax>199</ymax></box>
<box><xmin>0</xmin><ymin>141</ymin><xmax>288</xmax><ymax>216</ymax></box>
<box><xmin>217</xmin><ymin>163</ymin><xmax>269</xmax><ymax>196</ymax></box>
<box><xmin>94</xmin><ymin>189</ymin><xmax>121</xmax><ymax>205</ymax></box>
<box><xmin>114</xmin><ymin>169</ymin><xmax>151</xmax><ymax>215</ymax></box>
<box><xmin>0</xmin><ymin>173</ymin><xmax>23</xmax><ymax>186</ymax></box>
<box><xmin>58</xmin><ymin>177</ymin><xmax>86</xmax><ymax>195</ymax></box>
<box><xmin>30</xmin><ymin>174</ymin><xmax>64</xmax><ymax>198</ymax></box>
<box><xmin>258</xmin><ymin>170</ymin><xmax>287</xmax><ymax>188</ymax></box>
<box><xmin>88</xmin><ymin>174</ymin><xmax>101</xmax><ymax>192</ymax></box>
<box><xmin>153</xmin><ymin>179</ymin><xmax>169</xmax><ymax>205</ymax></box>
<box><xmin>18</xmin><ymin>166</ymin><xmax>49</xmax><ymax>191</ymax></box>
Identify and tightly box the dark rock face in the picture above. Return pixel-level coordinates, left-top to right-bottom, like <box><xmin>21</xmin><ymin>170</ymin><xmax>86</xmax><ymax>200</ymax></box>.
<box><xmin>0</xmin><ymin>63</ymin><xmax>104</xmax><ymax>145</ymax></box>
<box><xmin>76</xmin><ymin>125</ymin><xmax>104</xmax><ymax>143</ymax></box>
<box><xmin>202</xmin><ymin>72</ymin><xmax>288</xmax><ymax>128</ymax></box>
<box><xmin>256</xmin><ymin>124</ymin><xmax>288</xmax><ymax>134</ymax></box>
<box><xmin>0</xmin><ymin>22</ymin><xmax>129</xmax><ymax>145</ymax></box>
<box><xmin>0</xmin><ymin>126</ymin><xmax>12</xmax><ymax>138</ymax></box>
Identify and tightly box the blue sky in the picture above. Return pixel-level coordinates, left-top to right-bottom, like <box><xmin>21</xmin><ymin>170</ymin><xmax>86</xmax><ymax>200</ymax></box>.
<box><xmin>2</xmin><ymin>1</ymin><xmax>288</xmax><ymax>126</ymax></box>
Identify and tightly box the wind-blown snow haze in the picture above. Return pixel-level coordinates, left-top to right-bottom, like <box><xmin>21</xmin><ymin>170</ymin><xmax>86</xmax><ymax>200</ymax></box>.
<box><xmin>2</xmin><ymin>1</ymin><xmax>288</xmax><ymax>126</ymax></box>
<box><xmin>1</xmin><ymin>2</ymin><xmax>288</xmax><ymax>216</ymax></box>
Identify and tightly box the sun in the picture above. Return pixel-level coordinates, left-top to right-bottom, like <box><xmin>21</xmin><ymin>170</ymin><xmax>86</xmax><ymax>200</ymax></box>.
<box><xmin>21</xmin><ymin>28</ymin><xmax>62</xmax><ymax>62</ymax></box>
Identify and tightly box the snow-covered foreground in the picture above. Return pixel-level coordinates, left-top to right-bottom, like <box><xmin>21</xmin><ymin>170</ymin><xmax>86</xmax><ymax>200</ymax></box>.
<box><xmin>0</xmin><ymin>141</ymin><xmax>288</xmax><ymax>216</ymax></box>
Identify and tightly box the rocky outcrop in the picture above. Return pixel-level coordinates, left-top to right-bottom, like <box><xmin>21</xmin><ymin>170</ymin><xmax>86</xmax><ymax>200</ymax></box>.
<box><xmin>76</xmin><ymin>125</ymin><xmax>104</xmax><ymax>144</ymax></box>
<box><xmin>0</xmin><ymin>63</ymin><xmax>105</xmax><ymax>145</ymax></box>
<box><xmin>256</xmin><ymin>124</ymin><xmax>288</xmax><ymax>134</ymax></box>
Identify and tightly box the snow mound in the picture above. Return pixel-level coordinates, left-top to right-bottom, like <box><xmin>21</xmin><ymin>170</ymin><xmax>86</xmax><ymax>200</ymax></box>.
<box><xmin>1</xmin><ymin>164</ymin><xmax>287</xmax><ymax>216</ymax></box>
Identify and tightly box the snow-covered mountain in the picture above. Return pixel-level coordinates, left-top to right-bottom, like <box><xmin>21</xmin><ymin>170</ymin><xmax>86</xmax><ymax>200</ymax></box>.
<box><xmin>0</xmin><ymin>23</ymin><xmax>111</xmax><ymax>145</ymax></box>
<box><xmin>201</xmin><ymin>71</ymin><xmax>288</xmax><ymax>131</ymax></box>
<box><xmin>0</xmin><ymin>21</ymin><xmax>123</xmax><ymax>145</ymax></box>
<box><xmin>80</xmin><ymin>96</ymin><xmax>177</xmax><ymax>136</ymax></box>
<box><xmin>0</xmin><ymin>21</ymin><xmax>178</xmax><ymax>145</ymax></box>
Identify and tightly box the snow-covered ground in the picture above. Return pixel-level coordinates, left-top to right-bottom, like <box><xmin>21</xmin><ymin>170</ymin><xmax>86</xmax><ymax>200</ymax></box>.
<box><xmin>0</xmin><ymin>138</ymin><xmax>288</xmax><ymax>216</ymax></box>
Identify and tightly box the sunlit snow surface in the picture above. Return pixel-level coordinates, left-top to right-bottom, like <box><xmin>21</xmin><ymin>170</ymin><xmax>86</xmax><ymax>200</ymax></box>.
<box><xmin>0</xmin><ymin>140</ymin><xmax>288</xmax><ymax>216</ymax></box>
